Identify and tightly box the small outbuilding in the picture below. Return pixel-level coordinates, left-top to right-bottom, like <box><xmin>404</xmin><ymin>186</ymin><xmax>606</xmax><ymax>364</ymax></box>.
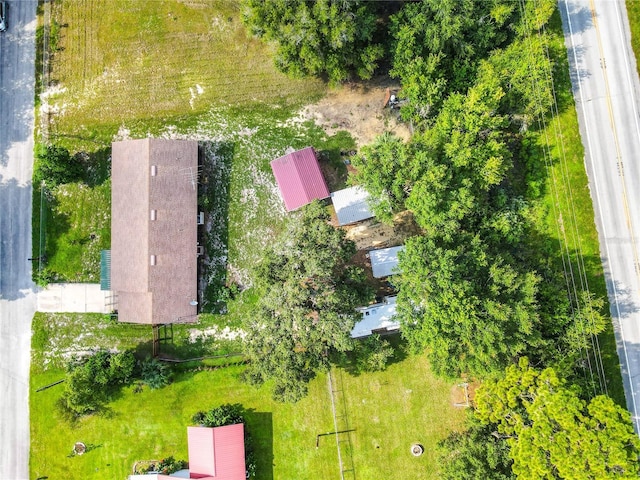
<box><xmin>331</xmin><ymin>185</ymin><xmax>375</xmax><ymax>226</ymax></box>
<box><xmin>351</xmin><ymin>296</ymin><xmax>400</xmax><ymax>339</ymax></box>
<box><xmin>370</xmin><ymin>245</ymin><xmax>405</xmax><ymax>278</ymax></box>
<box><xmin>129</xmin><ymin>423</ymin><xmax>246</xmax><ymax>480</ymax></box>
<box><xmin>187</xmin><ymin>424</ymin><xmax>246</xmax><ymax>480</ymax></box>
<box><xmin>270</xmin><ymin>147</ymin><xmax>330</xmax><ymax>211</ymax></box>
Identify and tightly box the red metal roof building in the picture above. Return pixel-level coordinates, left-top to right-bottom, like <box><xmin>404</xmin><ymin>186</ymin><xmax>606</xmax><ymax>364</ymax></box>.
<box><xmin>187</xmin><ymin>424</ymin><xmax>246</xmax><ymax>480</ymax></box>
<box><xmin>270</xmin><ymin>147</ymin><xmax>330</xmax><ymax>211</ymax></box>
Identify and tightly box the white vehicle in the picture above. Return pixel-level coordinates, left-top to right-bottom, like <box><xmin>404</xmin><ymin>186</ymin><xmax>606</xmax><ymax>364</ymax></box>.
<box><xmin>0</xmin><ymin>2</ymin><xmax>6</xmax><ymax>33</ymax></box>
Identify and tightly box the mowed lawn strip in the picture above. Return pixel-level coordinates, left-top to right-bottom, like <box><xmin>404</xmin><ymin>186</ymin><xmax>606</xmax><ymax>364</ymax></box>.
<box><xmin>45</xmin><ymin>0</ymin><xmax>324</xmax><ymax>145</ymax></box>
<box><xmin>340</xmin><ymin>358</ymin><xmax>466</xmax><ymax>479</ymax></box>
<box><xmin>537</xmin><ymin>12</ymin><xmax>625</xmax><ymax>404</ymax></box>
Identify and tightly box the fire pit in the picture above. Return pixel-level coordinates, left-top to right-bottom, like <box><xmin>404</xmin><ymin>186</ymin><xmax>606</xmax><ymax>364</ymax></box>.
<box><xmin>73</xmin><ymin>442</ymin><xmax>86</xmax><ymax>455</ymax></box>
<box><xmin>410</xmin><ymin>443</ymin><xmax>424</xmax><ymax>457</ymax></box>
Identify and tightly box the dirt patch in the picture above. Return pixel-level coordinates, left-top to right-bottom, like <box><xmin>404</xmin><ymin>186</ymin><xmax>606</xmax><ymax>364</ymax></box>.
<box><xmin>301</xmin><ymin>77</ymin><xmax>412</xmax><ymax>147</ymax></box>
<box><xmin>450</xmin><ymin>381</ymin><xmax>481</xmax><ymax>408</ymax></box>
<box><xmin>340</xmin><ymin>210</ymin><xmax>421</xmax><ymax>251</ymax></box>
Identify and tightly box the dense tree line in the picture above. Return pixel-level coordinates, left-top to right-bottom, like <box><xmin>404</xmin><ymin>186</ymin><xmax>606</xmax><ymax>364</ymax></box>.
<box><xmin>242</xmin><ymin>0</ymin><xmax>384</xmax><ymax>84</ymax></box>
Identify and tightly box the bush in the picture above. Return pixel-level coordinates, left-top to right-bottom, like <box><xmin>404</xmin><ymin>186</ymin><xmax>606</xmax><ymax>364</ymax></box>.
<box><xmin>352</xmin><ymin>334</ymin><xmax>394</xmax><ymax>374</ymax></box>
<box><xmin>34</xmin><ymin>143</ymin><xmax>84</xmax><ymax>186</ymax></box>
<box><xmin>58</xmin><ymin>351</ymin><xmax>135</xmax><ymax>419</ymax></box>
<box><xmin>140</xmin><ymin>356</ymin><xmax>172</xmax><ymax>390</ymax></box>
<box><xmin>192</xmin><ymin>403</ymin><xmax>245</xmax><ymax>427</ymax></box>
<box><xmin>157</xmin><ymin>456</ymin><xmax>186</xmax><ymax>475</ymax></box>
<box><xmin>191</xmin><ymin>404</ymin><xmax>256</xmax><ymax>478</ymax></box>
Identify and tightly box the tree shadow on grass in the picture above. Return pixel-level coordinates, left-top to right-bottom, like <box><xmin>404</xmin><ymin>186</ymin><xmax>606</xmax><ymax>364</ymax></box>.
<box><xmin>198</xmin><ymin>141</ymin><xmax>234</xmax><ymax>314</ymax></box>
<box><xmin>315</xmin><ymin>130</ymin><xmax>355</xmax><ymax>192</ymax></box>
<box><xmin>245</xmin><ymin>411</ymin><xmax>274</xmax><ymax>480</ymax></box>
<box><xmin>78</xmin><ymin>147</ymin><xmax>112</xmax><ymax>187</ymax></box>
<box><xmin>340</xmin><ymin>333</ymin><xmax>409</xmax><ymax>378</ymax></box>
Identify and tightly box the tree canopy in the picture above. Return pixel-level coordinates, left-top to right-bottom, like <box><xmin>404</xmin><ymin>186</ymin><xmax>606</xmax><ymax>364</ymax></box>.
<box><xmin>475</xmin><ymin>359</ymin><xmax>640</xmax><ymax>479</ymax></box>
<box><xmin>396</xmin><ymin>233</ymin><xmax>540</xmax><ymax>378</ymax></box>
<box><xmin>438</xmin><ymin>415</ymin><xmax>515</xmax><ymax>480</ymax></box>
<box><xmin>389</xmin><ymin>0</ymin><xmax>517</xmax><ymax>123</ymax></box>
<box><xmin>34</xmin><ymin>143</ymin><xmax>85</xmax><ymax>187</ymax></box>
<box><xmin>242</xmin><ymin>0</ymin><xmax>383</xmax><ymax>84</ymax></box>
<box><xmin>242</xmin><ymin>201</ymin><xmax>371</xmax><ymax>402</ymax></box>
<box><xmin>349</xmin><ymin>132</ymin><xmax>415</xmax><ymax>222</ymax></box>
<box><xmin>58</xmin><ymin>351</ymin><xmax>135</xmax><ymax>418</ymax></box>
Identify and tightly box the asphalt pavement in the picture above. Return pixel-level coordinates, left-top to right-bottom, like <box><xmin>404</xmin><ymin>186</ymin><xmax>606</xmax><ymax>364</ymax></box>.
<box><xmin>0</xmin><ymin>1</ymin><xmax>38</xmax><ymax>478</ymax></box>
<box><xmin>560</xmin><ymin>0</ymin><xmax>640</xmax><ymax>432</ymax></box>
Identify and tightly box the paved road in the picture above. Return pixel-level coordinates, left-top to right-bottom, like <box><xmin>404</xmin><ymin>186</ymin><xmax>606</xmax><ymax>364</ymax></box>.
<box><xmin>560</xmin><ymin>0</ymin><xmax>640</xmax><ymax>432</ymax></box>
<box><xmin>0</xmin><ymin>1</ymin><xmax>38</xmax><ymax>478</ymax></box>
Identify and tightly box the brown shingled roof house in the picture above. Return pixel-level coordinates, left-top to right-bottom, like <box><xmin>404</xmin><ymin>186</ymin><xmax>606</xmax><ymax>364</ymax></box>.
<box><xmin>111</xmin><ymin>138</ymin><xmax>199</xmax><ymax>325</ymax></box>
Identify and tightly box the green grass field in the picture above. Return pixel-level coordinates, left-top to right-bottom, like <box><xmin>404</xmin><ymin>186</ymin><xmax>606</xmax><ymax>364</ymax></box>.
<box><xmin>30</xmin><ymin>313</ymin><xmax>466</xmax><ymax>480</ymax></box>
<box><xmin>627</xmin><ymin>1</ymin><xmax>640</xmax><ymax>79</ymax></box>
<box><xmin>44</xmin><ymin>0</ymin><xmax>325</xmax><ymax>147</ymax></box>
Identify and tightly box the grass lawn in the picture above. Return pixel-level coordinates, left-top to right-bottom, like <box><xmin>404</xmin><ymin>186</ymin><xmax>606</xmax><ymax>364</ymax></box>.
<box><xmin>532</xmin><ymin>12</ymin><xmax>625</xmax><ymax>405</ymax></box>
<box><xmin>43</xmin><ymin>0</ymin><xmax>325</xmax><ymax>148</ymax></box>
<box><xmin>39</xmin><ymin>181</ymin><xmax>111</xmax><ymax>282</ymax></box>
<box><xmin>627</xmin><ymin>1</ymin><xmax>640</xmax><ymax>79</ymax></box>
<box><xmin>30</xmin><ymin>312</ymin><xmax>466</xmax><ymax>480</ymax></box>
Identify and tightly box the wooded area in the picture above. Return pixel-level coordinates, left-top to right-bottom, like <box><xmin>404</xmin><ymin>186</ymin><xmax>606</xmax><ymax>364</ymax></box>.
<box><xmin>242</xmin><ymin>0</ymin><xmax>639</xmax><ymax>476</ymax></box>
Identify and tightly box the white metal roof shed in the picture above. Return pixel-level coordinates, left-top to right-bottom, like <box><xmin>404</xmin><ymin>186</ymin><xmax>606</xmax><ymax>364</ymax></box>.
<box><xmin>370</xmin><ymin>245</ymin><xmax>405</xmax><ymax>278</ymax></box>
<box><xmin>331</xmin><ymin>185</ymin><xmax>375</xmax><ymax>225</ymax></box>
<box><xmin>351</xmin><ymin>296</ymin><xmax>400</xmax><ymax>338</ymax></box>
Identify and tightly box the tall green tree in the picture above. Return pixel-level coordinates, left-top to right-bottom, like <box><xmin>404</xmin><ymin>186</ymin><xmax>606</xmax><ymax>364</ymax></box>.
<box><xmin>405</xmin><ymin>76</ymin><xmax>510</xmax><ymax>239</ymax></box>
<box><xmin>242</xmin><ymin>201</ymin><xmax>371</xmax><ymax>402</ymax></box>
<box><xmin>242</xmin><ymin>0</ymin><xmax>383</xmax><ymax>84</ymax></box>
<box><xmin>349</xmin><ymin>132</ymin><xmax>415</xmax><ymax>222</ymax></box>
<box><xmin>396</xmin><ymin>233</ymin><xmax>540</xmax><ymax>377</ymax></box>
<box><xmin>475</xmin><ymin>358</ymin><xmax>640</xmax><ymax>479</ymax></box>
<box><xmin>389</xmin><ymin>0</ymin><xmax>517</xmax><ymax>123</ymax></box>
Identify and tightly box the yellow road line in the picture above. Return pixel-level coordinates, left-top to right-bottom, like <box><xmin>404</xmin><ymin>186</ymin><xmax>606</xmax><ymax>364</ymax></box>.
<box><xmin>590</xmin><ymin>0</ymin><xmax>640</xmax><ymax>284</ymax></box>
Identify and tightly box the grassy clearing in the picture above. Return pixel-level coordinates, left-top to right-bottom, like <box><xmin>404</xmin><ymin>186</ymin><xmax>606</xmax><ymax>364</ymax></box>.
<box><xmin>627</xmin><ymin>1</ymin><xmax>640</xmax><ymax>79</ymax></box>
<box><xmin>532</xmin><ymin>12</ymin><xmax>625</xmax><ymax>404</ymax></box>
<box><xmin>30</xmin><ymin>312</ymin><xmax>244</xmax><ymax>373</ymax></box>
<box><xmin>41</xmin><ymin>181</ymin><xmax>110</xmax><ymax>282</ymax></box>
<box><xmin>30</xmin><ymin>336</ymin><xmax>465</xmax><ymax>480</ymax></box>
<box><xmin>43</xmin><ymin>0</ymin><xmax>325</xmax><ymax>147</ymax></box>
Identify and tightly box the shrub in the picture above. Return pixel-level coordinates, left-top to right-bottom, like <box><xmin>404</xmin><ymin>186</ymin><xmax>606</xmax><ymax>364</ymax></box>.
<box><xmin>157</xmin><ymin>456</ymin><xmax>186</xmax><ymax>475</ymax></box>
<box><xmin>352</xmin><ymin>334</ymin><xmax>394</xmax><ymax>374</ymax></box>
<box><xmin>191</xmin><ymin>404</ymin><xmax>256</xmax><ymax>478</ymax></box>
<box><xmin>140</xmin><ymin>357</ymin><xmax>172</xmax><ymax>390</ymax></box>
<box><xmin>57</xmin><ymin>350</ymin><xmax>135</xmax><ymax>419</ymax></box>
<box><xmin>192</xmin><ymin>403</ymin><xmax>245</xmax><ymax>427</ymax></box>
<box><xmin>33</xmin><ymin>143</ymin><xmax>84</xmax><ymax>187</ymax></box>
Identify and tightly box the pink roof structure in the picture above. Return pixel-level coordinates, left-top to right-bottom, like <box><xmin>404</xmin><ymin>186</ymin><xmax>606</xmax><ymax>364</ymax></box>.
<box><xmin>187</xmin><ymin>425</ymin><xmax>246</xmax><ymax>480</ymax></box>
<box><xmin>270</xmin><ymin>147</ymin><xmax>329</xmax><ymax>211</ymax></box>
